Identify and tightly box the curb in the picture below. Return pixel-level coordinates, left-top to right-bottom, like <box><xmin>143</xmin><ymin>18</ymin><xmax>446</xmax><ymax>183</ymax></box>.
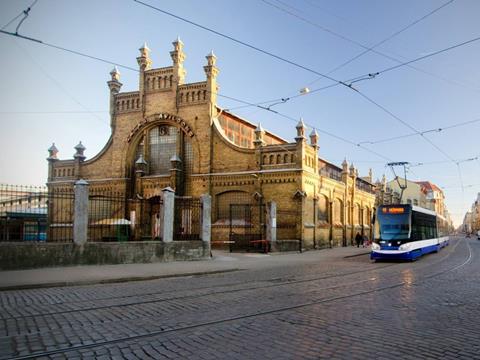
<box><xmin>0</xmin><ymin>268</ymin><xmax>241</xmax><ymax>292</ymax></box>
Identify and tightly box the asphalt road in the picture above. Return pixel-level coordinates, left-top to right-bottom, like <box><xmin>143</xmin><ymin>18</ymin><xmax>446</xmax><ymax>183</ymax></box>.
<box><xmin>0</xmin><ymin>236</ymin><xmax>479</xmax><ymax>359</ymax></box>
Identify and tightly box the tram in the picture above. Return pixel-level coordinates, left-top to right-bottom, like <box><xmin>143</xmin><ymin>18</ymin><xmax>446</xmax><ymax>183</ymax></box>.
<box><xmin>371</xmin><ymin>204</ymin><xmax>449</xmax><ymax>261</ymax></box>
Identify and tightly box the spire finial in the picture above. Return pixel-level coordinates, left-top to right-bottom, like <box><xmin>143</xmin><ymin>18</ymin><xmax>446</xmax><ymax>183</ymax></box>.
<box><xmin>295</xmin><ymin>118</ymin><xmax>306</xmax><ymax>141</ymax></box>
<box><xmin>110</xmin><ymin>66</ymin><xmax>120</xmax><ymax>81</ymax></box>
<box><xmin>296</xmin><ymin>117</ymin><xmax>306</xmax><ymax>129</ymax></box>
<box><xmin>206</xmin><ymin>49</ymin><xmax>217</xmax><ymax>66</ymax></box>
<box><xmin>74</xmin><ymin>141</ymin><xmax>86</xmax><ymax>161</ymax></box>
<box><xmin>140</xmin><ymin>42</ymin><xmax>150</xmax><ymax>52</ymax></box>
<box><xmin>47</xmin><ymin>142</ymin><xmax>59</xmax><ymax>161</ymax></box>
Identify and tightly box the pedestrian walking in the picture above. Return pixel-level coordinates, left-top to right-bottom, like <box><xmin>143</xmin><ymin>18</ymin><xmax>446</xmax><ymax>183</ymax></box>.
<box><xmin>355</xmin><ymin>232</ymin><xmax>362</xmax><ymax>248</ymax></box>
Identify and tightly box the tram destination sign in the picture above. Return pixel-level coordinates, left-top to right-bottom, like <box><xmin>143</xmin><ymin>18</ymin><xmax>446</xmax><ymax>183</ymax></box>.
<box><xmin>382</xmin><ymin>207</ymin><xmax>406</xmax><ymax>214</ymax></box>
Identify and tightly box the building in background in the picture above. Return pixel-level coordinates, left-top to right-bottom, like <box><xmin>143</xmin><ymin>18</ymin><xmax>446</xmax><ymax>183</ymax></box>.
<box><xmin>376</xmin><ymin>176</ymin><xmax>454</xmax><ymax>231</ymax></box>
<box><xmin>385</xmin><ymin>178</ymin><xmax>428</xmax><ymax>208</ymax></box>
<box><xmin>0</xmin><ymin>185</ymin><xmax>47</xmax><ymax>241</ymax></box>
<box><xmin>415</xmin><ymin>181</ymin><xmax>446</xmax><ymax>216</ymax></box>
<box><xmin>462</xmin><ymin>193</ymin><xmax>480</xmax><ymax>234</ymax></box>
<box><xmin>462</xmin><ymin>211</ymin><xmax>473</xmax><ymax>234</ymax></box>
<box><xmin>375</xmin><ymin>175</ymin><xmax>400</xmax><ymax>207</ymax></box>
<box><xmin>45</xmin><ymin>40</ymin><xmax>376</xmax><ymax>249</ymax></box>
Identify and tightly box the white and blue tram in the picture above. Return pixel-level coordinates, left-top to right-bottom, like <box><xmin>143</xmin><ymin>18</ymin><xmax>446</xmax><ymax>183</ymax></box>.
<box><xmin>371</xmin><ymin>204</ymin><xmax>449</xmax><ymax>261</ymax></box>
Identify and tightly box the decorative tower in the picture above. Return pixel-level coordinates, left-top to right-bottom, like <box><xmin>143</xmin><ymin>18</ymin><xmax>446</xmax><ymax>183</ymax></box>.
<box><xmin>170</xmin><ymin>36</ymin><xmax>186</xmax><ymax>87</ymax></box>
<box><xmin>135</xmin><ymin>154</ymin><xmax>147</xmax><ymax>177</ymax></box>
<box><xmin>254</xmin><ymin>123</ymin><xmax>265</xmax><ymax>170</ymax></box>
<box><xmin>47</xmin><ymin>143</ymin><xmax>59</xmax><ymax>182</ymax></box>
<box><xmin>137</xmin><ymin>42</ymin><xmax>152</xmax><ymax>109</ymax></box>
<box><xmin>295</xmin><ymin>118</ymin><xmax>307</xmax><ymax>169</ymax></box>
<box><xmin>204</xmin><ymin>50</ymin><xmax>219</xmax><ymax>117</ymax></box>
<box><xmin>341</xmin><ymin>158</ymin><xmax>349</xmax><ymax>183</ymax></box>
<box><xmin>73</xmin><ymin>142</ymin><xmax>86</xmax><ymax>179</ymax></box>
<box><xmin>253</xmin><ymin>123</ymin><xmax>265</xmax><ymax>148</ymax></box>
<box><xmin>295</xmin><ymin>118</ymin><xmax>307</xmax><ymax>143</ymax></box>
<box><xmin>47</xmin><ymin>143</ymin><xmax>59</xmax><ymax>161</ymax></box>
<box><xmin>169</xmin><ymin>154</ymin><xmax>183</xmax><ymax>194</ymax></box>
<box><xmin>73</xmin><ymin>142</ymin><xmax>86</xmax><ymax>161</ymax></box>
<box><xmin>107</xmin><ymin>66</ymin><xmax>122</xmax><ymax>130</ymax></box>
<box><xmin>309</xmin><ymin>128</ymin><xmax>319</xmax><ymax>150</ymax></box>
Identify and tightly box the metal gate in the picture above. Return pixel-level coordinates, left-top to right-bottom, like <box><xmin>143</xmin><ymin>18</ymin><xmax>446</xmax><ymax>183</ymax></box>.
<box><xmin>174</xmin><ymin>197</ymin><xmax>202</xmax><ymax>240</ymax></box>
<box><xmin>229</xmin><ymin>203</ymin><xmax>267</xmax><ymax>252</ymax></box>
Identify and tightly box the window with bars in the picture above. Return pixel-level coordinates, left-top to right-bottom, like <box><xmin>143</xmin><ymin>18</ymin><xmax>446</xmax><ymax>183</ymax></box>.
<box><xmin>133</xmin><ymin>124</ymin><xmax>194</xmax><ymax>193</ymax></box>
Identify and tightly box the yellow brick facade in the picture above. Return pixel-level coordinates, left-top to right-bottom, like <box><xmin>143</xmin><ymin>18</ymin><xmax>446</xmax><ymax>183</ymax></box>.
<box><xmin>46</xmin><ymin>40</ymin><xmax>376</xmax><ymax>249</ymax></box>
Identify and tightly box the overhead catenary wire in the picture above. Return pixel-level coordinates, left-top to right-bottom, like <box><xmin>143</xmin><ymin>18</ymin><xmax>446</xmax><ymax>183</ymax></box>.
<box><xmin>11</xmin><ymin>38</ymin><xmax>109</xmax><ymax>127</ymax></box>
<box><xmin>261</xmin><ymin>0</ymin><xmax>455</xmax><ymax>77</ymax></box>
<box><xmin>0</xmin><ymin>30</ymin><xmax>139</xmax><ymax>72</ymax></box>
<box><xmin>357</xmin><ymin>117</ymin><xmax>480</xmax><ymax>146</ymax></box>
<box><xmin>1</xmin><ymin>2</ymin><xmax>474</xmax><ymax>172</ymax></box>
<box><xmin>360</xmin><ymin>34</ymin><xmax>480</xmax><ymax>80</ymax></box>
<box><xmin>216</xmin><ymin>92</ymin><xmax>392</xmax><ymax>162</ymax></box>
<box><xmin>260</xmin><ymin>0</ymin><xmax>478</xmax><ymax>96</ymax></box>
<box><xmin>0</xmin><ymin>18</ymin><xmax>461</xmax><ymax>168</ymax></box>
<box><xmin>323</xmin><ymin>0</ymin><xmax>455</xmax><ymax>75</ymax></box>
<box><xmin>132</xmin><ymin>0</ymin><xmax>350</xmax><ymax>88</ymax></box>
<box><xmin>1</xmin><ymin>0</ymin><xmax>38</xmax><ymax>31</ymax></box>
<box><xmin>0</xmin><ymin>27</ymin><xmax>384</xmax><ymax>163</ymax></box>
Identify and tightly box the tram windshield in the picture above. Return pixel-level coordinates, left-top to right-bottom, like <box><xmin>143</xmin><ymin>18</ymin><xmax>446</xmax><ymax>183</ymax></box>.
<box><xmin>375</xmin><ymin>206</ymin><xmax>411</xmax><ymax>241</ymax></box>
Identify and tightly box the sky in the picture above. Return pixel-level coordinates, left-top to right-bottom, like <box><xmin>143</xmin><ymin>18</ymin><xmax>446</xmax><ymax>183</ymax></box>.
<box><xmin>1</xmin><ymin>0</ymin><xmax>479</xmax><ymax>226</ymax></box>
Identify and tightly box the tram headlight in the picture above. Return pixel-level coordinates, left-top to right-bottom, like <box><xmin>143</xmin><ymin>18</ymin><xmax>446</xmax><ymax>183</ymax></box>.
<box><xmin>399</xmin><ymin>243</ymin><xmax>410</xmax><ymax>251</ymax></box>
<box><xmin>371</xmin><ymin>242</ymin><xmax>380</xmax><ymax>250</ymax></box>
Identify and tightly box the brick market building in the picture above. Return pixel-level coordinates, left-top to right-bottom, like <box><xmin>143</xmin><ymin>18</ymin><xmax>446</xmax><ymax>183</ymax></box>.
<box><xmin>46</xmin><ymin>39</ymin><xmax>376</xmax><ymax>249</ymax></box>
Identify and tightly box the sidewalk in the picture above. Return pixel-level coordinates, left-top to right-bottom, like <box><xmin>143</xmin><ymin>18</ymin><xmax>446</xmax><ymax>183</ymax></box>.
<box><xmin>0</xmin><ymin>246</ymin><xmax>371</xmax><ymax>291</ymax></box>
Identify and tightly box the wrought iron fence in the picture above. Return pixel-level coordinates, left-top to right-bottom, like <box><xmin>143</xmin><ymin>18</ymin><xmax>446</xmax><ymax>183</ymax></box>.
<box><xmin>229</xmin><ymin>203</ymin><xmax>266</xmax><ymax>252</ymax></box>
<box><xmin>47</xmin><ymin>189</ymin><xmax>75</xmax><ymax>242</ymax></box>
<box><xmin>174</xmin><ymin>197</ymin><xmax>202</xmax><ymax>240</ymax></box>
<box><xmin>133</xmin><ymin>195</ymin><xmax>164</xmax><ymax>241</ymax></box>
<box><xmin>88</xmin><ymin>192</ymin><xmax>129</xmax><ymax>242</ymax></box>
<box><xmin>1</xmin><ymin>184</ymin><xmax>205</xmax><ymax>243</ymax></box>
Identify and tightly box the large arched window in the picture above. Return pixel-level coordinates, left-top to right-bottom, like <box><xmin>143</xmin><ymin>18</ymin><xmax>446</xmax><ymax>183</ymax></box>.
<box><xmin>133</xmin><ymin>124</ymin><xmax>193</xmax><ymax>178</ymax></box>
<box><xmin>149</xmin><ymin>126</ymin><xmax>178</xmax><ymax>174</ymax></box>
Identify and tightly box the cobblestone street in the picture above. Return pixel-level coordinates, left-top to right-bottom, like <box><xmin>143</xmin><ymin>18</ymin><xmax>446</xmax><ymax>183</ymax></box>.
<box><xmin>1</xmin><ymin>236</ymin><xmax>479</xmax><ymax>359</ymax></box>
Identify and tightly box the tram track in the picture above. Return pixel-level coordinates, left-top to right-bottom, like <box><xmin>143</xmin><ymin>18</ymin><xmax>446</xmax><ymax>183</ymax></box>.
<box><xmin>1</xmin><ymin>238</ymin><xmax>461</xmax><ymax>322</ymax></box>
<box><xmin>2</xmin><ymin>237</ymin><xmax>464</xmax><ymax>313</ymax></box>
<box><xmin>2</xmin><ymin>237</ymin><xmax>472</xmax><ymax>360</ymax></box>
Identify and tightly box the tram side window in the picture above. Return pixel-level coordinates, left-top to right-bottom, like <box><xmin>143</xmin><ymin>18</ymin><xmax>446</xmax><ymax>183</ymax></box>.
<box><xmin>411</xmin><ymin>212</ymin><xmax>437</xmax><ymax>240</ymax></box>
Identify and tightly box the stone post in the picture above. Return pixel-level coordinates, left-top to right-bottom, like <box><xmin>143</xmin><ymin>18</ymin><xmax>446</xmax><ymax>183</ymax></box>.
<box><xmin>266</xmin><ymin>201</ymin><xmax>277</xmax><ymax>250</ymax></box>
<box><xmin>201</xmin><ymin>194</ymin><xmax>212</xmax><ymax>258</ymax></box>
<box><xmin>162</xmin><ymin>187</ymin><xmax>175</xmax><ymax>243</ymax></box>
<box><xmin>200</xmin><ymin>194</ymin><xmax>211</xmax><ymax>243</ymax></box>
<box><xmin>73</xmin><ymin>179</ymin><xmax>89</xmax><ymax>246</ymax></box>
